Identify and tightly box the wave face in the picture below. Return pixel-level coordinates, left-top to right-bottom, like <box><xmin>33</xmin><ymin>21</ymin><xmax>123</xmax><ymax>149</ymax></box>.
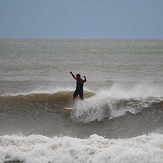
<box><xmin>0</xmin><ymin>90</ymin><xmax>94</xmax><ymax>114</ymax></box>
<box><xmin>0</xmin><ymin>83</ymin><xmax>163</xmax><ymax>139</ymax></box>
<box><xmin>0</xmin><ymin>133</ymin><xmax>163</xmax><ymax>163</ymax></box>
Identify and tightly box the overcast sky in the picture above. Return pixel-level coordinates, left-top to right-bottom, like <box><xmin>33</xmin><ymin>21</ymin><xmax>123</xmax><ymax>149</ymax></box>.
<box><xmin>0</xmin><ymin>0</ymin><xmax>163</xmax><ymax>39</ymax></box>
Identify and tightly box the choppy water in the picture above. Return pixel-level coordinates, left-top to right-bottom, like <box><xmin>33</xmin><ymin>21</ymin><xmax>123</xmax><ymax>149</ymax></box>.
<box><xmin>0</xmin><ymin>39</ymin><xmax>163</xmax><ymax>162</ymax></box>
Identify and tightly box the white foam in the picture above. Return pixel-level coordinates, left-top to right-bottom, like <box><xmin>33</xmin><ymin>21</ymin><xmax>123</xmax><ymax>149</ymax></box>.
<box><xmin>0</xmin><ymin>133</ymin><xmax>163</xmax><ymax>163</ymax></box>
<box><xmin>71</xmin><ymin>83</ymin><xmax>163</xmax><ymax>123</ymax></box>
<box><xmin>72</xmin><ymin>92</ymin><xmax>110</xmax><ymax>123</ymax></box>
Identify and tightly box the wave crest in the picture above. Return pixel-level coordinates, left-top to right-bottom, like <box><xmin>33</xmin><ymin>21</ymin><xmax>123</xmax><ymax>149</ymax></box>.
<box><xmin>71</xmin><ymin>91</ymin><xmax>163</xmax><ymax>123</ymax></box>
<box><xmin>0</xmin><ymin>90</ymin><xmax>95</xmax><ymax>104</ymax></box>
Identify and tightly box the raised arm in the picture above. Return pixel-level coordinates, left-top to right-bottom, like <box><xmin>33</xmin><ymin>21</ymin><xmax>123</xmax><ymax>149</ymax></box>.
<box><xmin>70</xmin><ymin>71</ymin><xmax>76</xmax><ymax>80</ymax></box>
<box><xmin>83</xmin><ymin>76</ymin><xmax>87</xmax><ymax>82</ymax></box>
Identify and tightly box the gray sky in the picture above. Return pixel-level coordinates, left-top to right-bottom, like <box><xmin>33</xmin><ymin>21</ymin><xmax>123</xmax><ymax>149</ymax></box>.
<box><xmin>0</xmin><ymin>0</ymin><xmax>163</xmax><ymax>39</ymax></box>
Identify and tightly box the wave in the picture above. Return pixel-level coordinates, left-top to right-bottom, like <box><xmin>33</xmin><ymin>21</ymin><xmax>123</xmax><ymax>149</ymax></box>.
<box><xmin>0</xmin><ymin>90</ymin><xmax>95</xmax><ymax>107</ymax></box>
<box><xmin>71</xmin><ymin>92</ymin><xmax>163</xmax><ymax>123</ymax></box>
<box><xmin>0</xmin><ymin>133</ymin><xmax>163</xmax><ymax>163</ymax></box>
<box><xmin>0</xmin><ymin>86</ymin><xmax>163</xmax><ymax>139</ymax></box>
<box><xmin>1</xmin><ymin>87</ymin><xmax>163</xmax><ymax>123</ymax></box>
<box><xmin>69</xmin><ymin>83</ymin><xmax>163</xmax><ymax>123</ymax></box>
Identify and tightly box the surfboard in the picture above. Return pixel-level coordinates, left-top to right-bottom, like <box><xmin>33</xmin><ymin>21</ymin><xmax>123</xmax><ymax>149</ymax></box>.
<box><xmin>64</xmin><ymin>107</ymin><xmax>74</xmax><ymax>110</ymax></box>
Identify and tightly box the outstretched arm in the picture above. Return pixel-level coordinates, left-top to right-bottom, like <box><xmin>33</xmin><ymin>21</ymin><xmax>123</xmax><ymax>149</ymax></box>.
<box><xmin>70</xmin><ymin>71</ymin><xmax>76</xmax><ymax>80</ymax></box>
<box><xmin>83</xmin><ymin>76</ymin><xmax>87</xmax><ymax>82</ymax></box>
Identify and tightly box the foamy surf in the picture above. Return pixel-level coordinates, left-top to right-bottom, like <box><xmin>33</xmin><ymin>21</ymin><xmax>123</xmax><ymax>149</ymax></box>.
<box><xmin>71</xmin><ymin>83</ymin><xmax>163</xmax><ymax>123</ymax></box>
<box><xmin>0</xmin><ymin>133</ymin><xmax>163</xmax><ymax>163</ymax></box>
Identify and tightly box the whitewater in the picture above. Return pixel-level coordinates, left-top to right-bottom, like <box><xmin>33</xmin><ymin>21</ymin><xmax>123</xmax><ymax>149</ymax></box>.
<box><xmin>0</xmin><ymin>39</ymin><xmax>163</xmax><ymax>163</ymax></box>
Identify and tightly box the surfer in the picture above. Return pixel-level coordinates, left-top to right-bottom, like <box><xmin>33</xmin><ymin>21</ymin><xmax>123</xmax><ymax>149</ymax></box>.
<box><xmin>70</xmin><ymin>71</ymin><xmax>87</xmax><ymax>100</ymax></box>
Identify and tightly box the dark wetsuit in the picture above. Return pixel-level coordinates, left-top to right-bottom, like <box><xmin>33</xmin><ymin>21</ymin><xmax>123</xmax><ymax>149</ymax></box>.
<box><xmin>73</xmin><ymin>79</ymin><xmax>84</xmax><ymax>100</ymax></box>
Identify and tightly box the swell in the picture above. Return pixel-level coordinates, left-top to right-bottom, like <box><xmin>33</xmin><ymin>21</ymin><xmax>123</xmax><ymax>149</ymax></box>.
<box><xmin>0</xmin><ymin>91</ymin><xmax>95</xmax><ymax>109</ymax></box>
<box><xmin>0</xmin><ymin>90</ymin><xmax>163</xmax><ymax>138</ymax></box>
<box><xmin>0</xmin><ymin>91</ymin><xmax>163</xmax><ymax>120</ymax></box>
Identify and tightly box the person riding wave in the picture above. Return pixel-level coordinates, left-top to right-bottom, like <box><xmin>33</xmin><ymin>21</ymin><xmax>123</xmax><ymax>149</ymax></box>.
<box><xmin>70</xmin><ymin>72</ymin><xmax>87</xmax><ymax>100</ymax></box>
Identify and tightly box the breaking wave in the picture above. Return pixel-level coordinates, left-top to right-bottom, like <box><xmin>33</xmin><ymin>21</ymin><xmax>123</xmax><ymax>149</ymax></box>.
<box><xmin>1</xmin><ymin>83</ymin><xmax>163</xmax><ymax>139</ymax></box>
<box><xmin>72</xmin><ymin>93</ymin><xmax>163</xmax><ymax>123</ymax></box>
<box><xmin>1</xmin><ymin>83</ymin><xmax>163</xmax><ymax>124</ymax></box>
<box><xmin>71</xmin><ymin>83</ymin><xmax>163</xmax><ymax>123</ymax></box>
<box><xmin>0</xmin><ymin>133</ymin><xmax>163</xmax><ymax>163</ymax></box>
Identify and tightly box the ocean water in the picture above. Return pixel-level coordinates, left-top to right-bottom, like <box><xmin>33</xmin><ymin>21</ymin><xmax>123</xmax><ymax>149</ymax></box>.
<box><xmin>0</xmin><ymin>39</ymin><xmax>163</xmax><ymax>163</ymax></box>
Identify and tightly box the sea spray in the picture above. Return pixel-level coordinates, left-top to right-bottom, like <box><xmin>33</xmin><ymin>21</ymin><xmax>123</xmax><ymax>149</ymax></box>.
<box><xmin>71</xmin><ymin>83</ymin><xmax>163</xmax><ymax>123</ymax></box>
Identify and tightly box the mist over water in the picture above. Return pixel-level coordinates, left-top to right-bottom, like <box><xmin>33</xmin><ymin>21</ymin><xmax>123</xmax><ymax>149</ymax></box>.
<box><xmin>0</xmin><ymin>39</ymin><xmax>163</xmax><ymax>162</ymax></box>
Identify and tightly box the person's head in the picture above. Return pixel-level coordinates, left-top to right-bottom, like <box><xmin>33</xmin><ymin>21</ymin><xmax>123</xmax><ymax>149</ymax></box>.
<box><xmin>76</xmin><ymin>74</ymin><xmax>81</xmax><ymax>79</ymax></box>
